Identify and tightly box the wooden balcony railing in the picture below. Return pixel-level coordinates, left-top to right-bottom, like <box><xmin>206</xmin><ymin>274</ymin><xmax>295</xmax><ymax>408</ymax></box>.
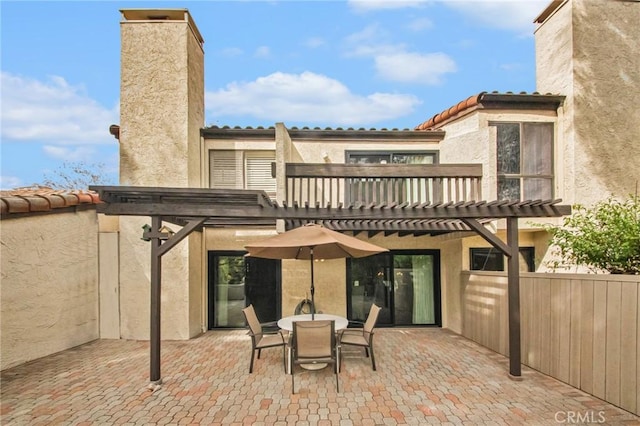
<box><xmin>284</xmin><ymin>163</ymin><xmax>483</xmax><ymax>207</ymax></box>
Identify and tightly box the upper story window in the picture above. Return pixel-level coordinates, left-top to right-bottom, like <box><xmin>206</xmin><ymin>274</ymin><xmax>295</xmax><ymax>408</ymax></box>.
<box><xmin>209</xmin><ymin>150</ymin><xmax>276</xmax><ymax>198</ymax></box>
<box><xmin>344</xmin><ymin>151</ymin><xmax>438</xmax><ymax>204</ymax></box>
<box><xmin>494</xmin><ymin>122</ymin><xmax>553</xmax><ymax>201</ymax></box>
<box><xmin>346</xmin><ymin>151</ymin><xmax>437</xmax><ymax>165</ymax></box>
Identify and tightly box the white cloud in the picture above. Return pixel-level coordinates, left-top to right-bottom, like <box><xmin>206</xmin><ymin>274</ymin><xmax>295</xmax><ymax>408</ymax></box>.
<box><xmin>205</xmin><ymin>71</ymin><xmax>421</xmax><ymax>126</ymax></box>
<box><xmin>348</xmin><ymin>0</ymin><xmax>427</xmax><ymax>13</ymax></box>
<box><xmin>254</xmin><ymin>46</ymin><xmax>271</xmax><ymax>58</ymax></box>
<box><xmin>343</xmin><ymin>25</ymin><xmax>404</xmax><ymax>59</ymax></box>
<box><xmin>303</xmin><ymin>37</ymin><xmax>326</xmax><ymax>49</ymax></box>
<box><xmin>443</xmin><ymin>0</ymin><xmax>549</xmax><ymax>34</ymax></box>
<box><xmin>221</xmin><ymin>47</ymin><xmax>244</xmax><ymax>57</ymax></box>
<box><xmin>42</xmin><ymin>145</ymin><xmax>97</xmax><ymax>162</ymax></box>
<box><xmin>499</xmin><ymin>62</ymin><xmax>524</xmax><ymax>71</ymax></box>
<box><xmin>407</xmin><ymin>17</ymin><xmax>433</xmax><ymax>32</ymax></box>
<box><xmin>347</xmin><ymin>0</ymin><xmax>547</xmax><ymax>34</ymax></box>
<box><xmin>375</xmin><ymin>52</ymin><xmax>457</xmax><ymax>84</ymax></box>
<box><xmin>0</xmin><ymin>72</ymin><xmax>118</xmax><ymax>145</ymax></box>
<box><xmin>344</xmin><ymin>25</ymin><xmax>456</xmax><ymax>85</ymax></box>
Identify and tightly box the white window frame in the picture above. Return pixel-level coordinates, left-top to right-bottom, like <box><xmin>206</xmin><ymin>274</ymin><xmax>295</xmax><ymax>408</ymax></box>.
<box><xmin>492</xmin><ymin>122</ymin><xmax>554</xmax><ymax>201</ymax></box>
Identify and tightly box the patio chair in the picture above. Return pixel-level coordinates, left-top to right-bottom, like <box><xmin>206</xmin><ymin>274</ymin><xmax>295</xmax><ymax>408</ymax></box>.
<box><xmin>290</xmin><ymin>320</ymin><xmax>339</xmax><ymax>393</ymax></box>
<box><xmin>339</xmin><ymin>303</ymin><xmax>381</xmax><ymax>370</ymax></box>
<box><xmin>242</xmin><ymin>304</ymin><xmax>288</xmax><ymax>374</ymax></box>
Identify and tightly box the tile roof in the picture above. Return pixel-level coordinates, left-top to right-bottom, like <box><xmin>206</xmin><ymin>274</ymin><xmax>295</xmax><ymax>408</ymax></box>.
<box><xmin>202</xmin><ymin>125</ymin><xmax>415</xmax><ymax>131</ymax></box>
<box><xmin>414</xmin><ymin>91</ymin><xmax>564</xmax><ymax>130</ymax></box>
<box><xmin>0</xmin><ymin>187</ymin><xmax>101</xmax><ymax>216</ymax></box>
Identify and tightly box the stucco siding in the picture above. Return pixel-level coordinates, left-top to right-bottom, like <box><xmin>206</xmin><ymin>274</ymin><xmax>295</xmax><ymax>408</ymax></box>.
<box><xmin>99</xmin><ymin>231</ymin><xmax>120</xmax><ymax>339</ymax></box>
<box><xmin>119</xmin><ymin>15</ymin><xmax>205</xmax><ymax>340</ymax></box>
<box><xmin>120</xmin><ymin>22</ymin><xmax>191</xmax><ymax>187</ymax></box>
<box><xmin>439</xmin><ymin>237</ymin><xmax>464</xmax><ymax>333</ymax></box>
<box><xmin>189</xmin><ymin>231</ymin><xmax>204</xmax><ymax>337</ymax></box>
<box><xmin>1</xmin><ymin>210</ymin><xmax>99</xmax><ymax>370</ymax></box>
<box><xmin>187</xmin><ymin>26</ymin><xmax>205</xmax><ymax>187</ymax></box>
<box><xmin>536</xmin><ymin>0</ymin><xmax>640</xmax><ymax>204</ymax></box>
<box><xmin>536</xmin><ymin>1</ymin><xmax>576</xmax><ymax>203</ymax></box>
<box><xmin>571</xmin><ymin>0</ymin><xmax>640</xmax><ymax>201</ymax></box>
<box><xmin>118</xmin><ymin>217</ymin><xmax>196</xmax><ymax>340</ymax></box>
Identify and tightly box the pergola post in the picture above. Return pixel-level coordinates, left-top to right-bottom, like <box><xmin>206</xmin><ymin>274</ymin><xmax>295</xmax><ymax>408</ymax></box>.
<box><xmin>150</xmin><ymin>216</ymin><xmax>162</xmax><ymax>383</ymax></box>
<box><xmin>506</xmin><ymin>217</ymin><xmax>521</xmax><ymax>378</ymax></box>
<box><xmin>143</xmin><ymin>217</ymin><xmax>207</xmax><ymax>384</ymax></box>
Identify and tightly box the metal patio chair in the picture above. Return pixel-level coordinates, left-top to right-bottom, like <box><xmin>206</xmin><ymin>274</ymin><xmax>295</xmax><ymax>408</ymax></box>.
<box><xmin>339</xmin><ymin>303</ymin><xmax>381</xmax><ymax>370</ymax></box>
<box><xmin>290</xmin><ymin>320</ymin><xmax>339</xmax><ymax>393</ymax></box>
<box><xmin>242</xmin><ymin>304</ymin><xmax>287</xmax><ymax>373</ymax></box>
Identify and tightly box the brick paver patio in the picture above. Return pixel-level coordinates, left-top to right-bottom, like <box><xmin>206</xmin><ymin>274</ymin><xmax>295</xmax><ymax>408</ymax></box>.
<box><xmin>1</xmin><ymin>328</ymin><xmax>638</xmax><ymax>425</ymax></box>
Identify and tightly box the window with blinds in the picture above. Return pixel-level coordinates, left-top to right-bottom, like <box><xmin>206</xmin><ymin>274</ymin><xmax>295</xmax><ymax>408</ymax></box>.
<box><xmin>494</xmin><ymin>122</ymin><xmax>554</xmax><ymax>201</ymax></box>
<box><xmin>209</xmin><ymin>150</ymin><xmax>276</xmax><ymax>198</ymax></box>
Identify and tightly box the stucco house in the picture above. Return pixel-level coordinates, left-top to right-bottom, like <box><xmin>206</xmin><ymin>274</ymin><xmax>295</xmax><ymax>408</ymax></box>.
<box><xmin>2</xmin><ymin>0</ymin><xmax>639</xmax><ymax>414</ymax></box>
<box><xmin>104</xmin><ymin>0</ymin><xmax>639</xmax><ymax>344</ymax></box>
<box><xmin>2</xmin><ymin>0</ymin><xmax>638</xmax><ymax>390</ymax></box>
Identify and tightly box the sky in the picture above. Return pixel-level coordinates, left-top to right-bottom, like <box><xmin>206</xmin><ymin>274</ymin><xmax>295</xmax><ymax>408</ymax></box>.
<box><xmin>0</xmin><ymin>0</ymin><xmax>550</xmax><ymax>189</ymax></box>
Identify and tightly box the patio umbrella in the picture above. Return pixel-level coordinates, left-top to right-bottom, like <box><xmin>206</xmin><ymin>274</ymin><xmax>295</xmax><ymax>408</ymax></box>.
<box><xmin>245</xmin><ymin>223</ymin><xmax>388</xmax><ymax>319</ymax></box>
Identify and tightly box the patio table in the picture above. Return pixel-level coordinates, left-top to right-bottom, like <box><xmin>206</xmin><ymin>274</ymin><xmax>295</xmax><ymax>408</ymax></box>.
<box><xmin>277</xmin><ymin>313</ymin><xmax>348</xmax><ymax>332</ymax></box>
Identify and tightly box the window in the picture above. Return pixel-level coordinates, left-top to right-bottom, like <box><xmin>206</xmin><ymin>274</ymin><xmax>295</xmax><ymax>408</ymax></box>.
<box><xmin>209</xmin><ymin>150</ymin><xmax>276</xmax><ymax>198</ymax></box>
<box><xmin>346</xmin><ymin>151</ymin><xmax>437</xmax><ymax>165</ymax></box>
<box><xmin>470</xmin><ymin>247</ymin><xmax>535</xmax><ymax>272</ymax></box>
<box><xmin>345</xmin><ymin>151</ymin><xmax>438</xmax><ymax>204</ymax></box>
<box><xmin>494</xmin><ymin>122</ymin><xmax>553</xmax><ymax>201</ymax></box>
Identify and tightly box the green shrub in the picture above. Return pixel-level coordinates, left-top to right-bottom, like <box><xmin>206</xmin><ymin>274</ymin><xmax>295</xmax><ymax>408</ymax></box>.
<box><xmin>543</xmin><ymin>196</ymin><xmax>640</xmax><ymax>274</ymax></box>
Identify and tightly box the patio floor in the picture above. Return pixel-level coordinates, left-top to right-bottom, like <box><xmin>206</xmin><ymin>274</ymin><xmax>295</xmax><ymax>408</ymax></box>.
<box><xmin>1</xmin><ymin>328</ymin><xmax>638</xmax><ymax>425</ymax></box>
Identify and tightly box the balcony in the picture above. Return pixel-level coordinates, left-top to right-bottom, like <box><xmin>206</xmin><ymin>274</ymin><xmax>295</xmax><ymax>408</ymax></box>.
<box><xmin>284</xmin><ymin>163</ymin><xmax>483</xmax><ymax>208</ymax></box>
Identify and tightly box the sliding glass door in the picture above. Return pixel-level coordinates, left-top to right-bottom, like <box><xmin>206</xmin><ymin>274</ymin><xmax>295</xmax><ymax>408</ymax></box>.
<box><xmin>347</xmin><ymin>250</ymin><xmax>440</xmax><ymax>326</ymax></box>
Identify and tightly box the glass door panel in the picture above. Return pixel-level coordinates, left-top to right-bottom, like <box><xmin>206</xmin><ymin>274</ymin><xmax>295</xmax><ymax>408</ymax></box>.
<box><xmin>347</xmin><ymin>254</ymin><xmax>392</xmax><ymax>326</ymax></box>
<box><xmin>245</xmin><ymin>257</ymin><xmax>281</xmax><ymax>323</ymax></box>
<box><xmin>393</xmin><ymin>254</ymin><xmax>436</xmax><ymax>325</ymax></box>
<box><xmin>210</xmin><ymin>254</ymin><xmax>246</xmax><ymax>328</ymax></box>
<box><xmin>208</xmin><ymin>252</ymin><xmax>280</xmax><ymax>329</ymax></box>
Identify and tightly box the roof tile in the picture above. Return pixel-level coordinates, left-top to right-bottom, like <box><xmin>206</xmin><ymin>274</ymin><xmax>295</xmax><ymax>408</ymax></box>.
<box><xmin>414</xmin><ymin>91</ymin><xmax>563</xmax><ymax>130</ymax></box>
<box><xmin>0</xmin><ymin>187</ymin><xmax>102</xmax><ymax>216</ymax></box>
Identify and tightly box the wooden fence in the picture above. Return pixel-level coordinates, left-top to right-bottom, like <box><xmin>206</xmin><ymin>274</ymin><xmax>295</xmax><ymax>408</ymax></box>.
<box><xmin>461</xmin><ymin>272</ymin><xmax>639</xmax><ymax>416</ymax></box>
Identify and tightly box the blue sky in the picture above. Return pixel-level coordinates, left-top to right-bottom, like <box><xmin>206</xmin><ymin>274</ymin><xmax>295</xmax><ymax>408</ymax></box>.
<box><xmin>1</xmin><ymin>0</ymin><xmax>549</xmax><ymax>189</ymax></box>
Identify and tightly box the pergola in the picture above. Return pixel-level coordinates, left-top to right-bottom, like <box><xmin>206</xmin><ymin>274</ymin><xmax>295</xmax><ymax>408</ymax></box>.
<box><xmin>91</xmin><ymin>185</ymin><xmax>571</xmax><ymax>383</ymax></box>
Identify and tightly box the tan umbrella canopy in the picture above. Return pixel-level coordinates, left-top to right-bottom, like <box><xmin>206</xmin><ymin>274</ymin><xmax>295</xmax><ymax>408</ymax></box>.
<box><xmin>245</xmin><ymin>223</ymin><xmax>388</xmax><ymax>319</ymax></box>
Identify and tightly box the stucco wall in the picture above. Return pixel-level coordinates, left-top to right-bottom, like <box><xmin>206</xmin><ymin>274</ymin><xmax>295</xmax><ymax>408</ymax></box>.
<box><xmin>119</xmin><ymin>15</ymin><xmax>205</xmax><ymax>339</ymax></box>
<box><xmin>438</xmin><ymin>109</ymin><xmax>560</xmax><ymax>205</ymax></box>
<box><xmin>1</xmin><ymin>210</ymin><xmax>99</xmax><ymax>370</ymax></box>
<box><xmin>438</xmin><ymin>236</ymin><xmax>463</xmax><ymax>333</ymax></box>
<box><xmin>99</xmin><ymin>231</ymin><xmax>120</xmax><ymax>339</ymax></box>
<box><xmin>536</xmin><ymin>0</ymin><xmax>640</xmax><ymax>204</ymax></box>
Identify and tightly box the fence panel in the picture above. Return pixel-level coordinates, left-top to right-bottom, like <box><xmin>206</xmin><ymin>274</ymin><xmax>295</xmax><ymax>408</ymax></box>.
<box><xmin>461</xmin><ymin>272</ymin><xmax>639</xmax><ymax>416</ymax></box>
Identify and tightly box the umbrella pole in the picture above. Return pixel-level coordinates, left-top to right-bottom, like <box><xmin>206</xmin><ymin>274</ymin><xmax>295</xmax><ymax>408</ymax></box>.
<box><xmin>310</xmin><ymin>248</ymin><xmax>315</xmax><ymax>320</ymax></box>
